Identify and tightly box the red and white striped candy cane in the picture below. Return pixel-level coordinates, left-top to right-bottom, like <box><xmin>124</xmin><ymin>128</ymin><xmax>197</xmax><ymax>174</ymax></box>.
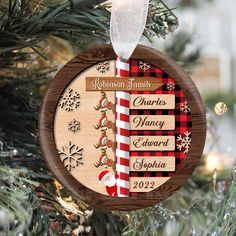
<box><xmin>115</xmin><ymin>58</ymin><xmax>130</xmax><ymax>197</ymax></box>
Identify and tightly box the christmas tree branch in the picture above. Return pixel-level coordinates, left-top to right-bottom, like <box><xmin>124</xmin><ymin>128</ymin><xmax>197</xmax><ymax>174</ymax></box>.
<box><xmin>0</xmin><ymin>166</ymin><xmax>40</xmax><ymax>235</ymax></box>
<box><xmin>0</xmin><ymin>47</ymin><xmax>129</xmax><ymax>235</ymax></box>
<box><xmin>208</xmin><ymin>163</ymin><xmax>236</xmax><ymax>236</ymax></box>
<box><xmin>0</xmin><ymin>0</ymin><xmax>178</xmax><ymax>56</ymax></box>
<box><xmin>70</xmin><ymin>0</ymin><xmax>107</xmax><ymax>9</ymax></box>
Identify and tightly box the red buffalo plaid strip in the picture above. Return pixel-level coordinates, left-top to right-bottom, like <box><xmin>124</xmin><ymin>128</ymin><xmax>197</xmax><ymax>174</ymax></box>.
<box><xmin>129</xmin><ymin>59</ymin><xmax>192</xmax><ymax>197</ymax></box>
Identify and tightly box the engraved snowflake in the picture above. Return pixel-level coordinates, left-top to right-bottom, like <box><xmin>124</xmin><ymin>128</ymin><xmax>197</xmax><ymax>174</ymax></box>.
<box><xmin>58</xmin><ymin>141</ymin><xmax>83</xmax><ymax>172</ymax></box>
<box><xmin>177</xmin><ymin>131</ymin><xmax>192</xmax><ymax>154</ymax></box>
<box><xmin>68</xmin><ymin>119</ymin><xmax>80</xmax><ymax>133</ymax></box>
<box><xmin>180</xmin><ymin>100</ymin><xmax>190</xmax><ymax>114</ymax></box>
<box><xmin>166</xmin><ymin>82</ymin><xmax>175</xmax><ymax>91</ymax></box>
<box><xmin>138</xmin><ymin>61</ymin><xmax>151</xmax><ymax>72</ymax></box>
<box><xmin>58</xmin><ymin>88</ymin><xmax>80</xmax><ymax>112</ymax></box>
<box><xmin>96</xmin><ymin>61</ymin><xmax>110</xmax><ymax>73</ymax></box>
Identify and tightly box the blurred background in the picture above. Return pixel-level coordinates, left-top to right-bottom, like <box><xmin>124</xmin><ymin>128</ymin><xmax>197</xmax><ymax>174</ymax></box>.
<box><xmin>141</xmin><ymin>0</ymin><xmax>236</xmax><ymax>168</ymax></box>
<box><xmin>0</xmin><ymin>0</ymin><xmax>236</xmax><ymax>235</ymax></box>
<box><xmin>166</xmin><ymin>0</ymin><xmax>236</xmax><ymax>162</ymax></box>
<box><xmin>162</xmin><ymin>0</ymin><xmax>236</xmax><ymax>170</ymax></box>
<box><xmin>139</xmin><ymin>0</ymin><xmax>236</xmax><ymax>174</ymax></box>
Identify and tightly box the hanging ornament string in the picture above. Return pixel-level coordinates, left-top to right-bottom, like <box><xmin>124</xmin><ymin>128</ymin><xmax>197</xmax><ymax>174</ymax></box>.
<box><xmin>110</xmin><ymin>0</ymin><xmax>149</xmax><ymax>61</ymax></box>
<box><xmin>110</xmin><ymin>0</ymin><xmax>149</xmax><ymax>197</ymax></box>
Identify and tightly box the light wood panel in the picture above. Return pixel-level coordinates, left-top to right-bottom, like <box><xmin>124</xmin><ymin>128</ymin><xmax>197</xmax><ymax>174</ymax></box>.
<box><xmin>130</xmin><ymin>115</ymin><xmax>175</xmax><ymax>130</ymax></box>
<box><xmin>130</xmin><ymin>94</ymin><xmax>175</xmax><ymax>109</ymax></box>
<box><xmin>130</xmin><ymin>177</ymin><xmax>171</xmax><ymax>192</ymax></box>
<box><xmin>130</xmin><ymin>136</ymin><xmax>175</xmax><ymax>151</ymax></box>
<box><xmin>130</xmin><ymin>156</ymin><xmax>175</xmax><ymax>172</ymax></box>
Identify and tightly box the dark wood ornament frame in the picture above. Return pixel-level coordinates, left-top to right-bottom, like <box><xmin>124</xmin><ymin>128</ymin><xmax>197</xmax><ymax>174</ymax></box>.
<box><xmin>39</xmin><ymin>44</ymin><xmax>206</xmax><ymax>211</ymax></box>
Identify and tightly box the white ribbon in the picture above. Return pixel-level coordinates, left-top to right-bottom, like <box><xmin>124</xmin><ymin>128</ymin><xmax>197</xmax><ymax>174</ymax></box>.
<box><xmin>110</xmin><ymin>0</ymin><xmax>149</xmax><ymax>60</ymax></box>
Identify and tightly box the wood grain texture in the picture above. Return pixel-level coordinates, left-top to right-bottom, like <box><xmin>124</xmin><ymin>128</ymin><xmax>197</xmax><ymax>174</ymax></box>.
<box><xmin>130</xmin><ymin>136</ymin><xmax>175</xmax><ymax>151</ymax></box>
<box><xmin>86</xmin><ymin>77</ymin><xmax>163</xmax><ymax>91</ymax></box>
<box><xmin>130</xmin><ymin>156</ymin><xmax>175</xmax><ymax>172</ymax></box>
<box><xmin>130</xmin><ymin>115</ymin><xmax>175</xmax><ymax>130</ymax></box>
<box><xmin>130</xmin><ymin>94</ymin><xmax>175</xmax><ymax>109</ymax></box>
<box><xmin>130</xmin><ymin>177</ymin><xmax>171</xmax><ymax>193</ymax></box>
<box><xmin>39</xmin><ymin>44</ymin><xmax>206</xmax><ymax>211</ymax></box>
<box><xmin>54</xmin><ymin>63</ymin><xmax>116</xmax><ymax>195</ymax></box>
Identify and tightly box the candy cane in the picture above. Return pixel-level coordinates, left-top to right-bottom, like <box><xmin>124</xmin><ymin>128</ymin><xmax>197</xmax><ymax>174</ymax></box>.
<box><xmin>116</xmin><ymin>58</ymin><xmax>130</xmax><ymax>197</ymax></box>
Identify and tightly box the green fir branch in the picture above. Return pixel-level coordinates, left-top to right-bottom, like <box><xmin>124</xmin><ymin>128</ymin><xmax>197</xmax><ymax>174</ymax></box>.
<box><xmin>208</xmin><ymin>163</ymin><xmax>236</xmax><ymax>236</ymax></box>
<box><xmin>0</xmin><ymin>0</ymin><xmax>179</xmax><ymax>56</ymax></box>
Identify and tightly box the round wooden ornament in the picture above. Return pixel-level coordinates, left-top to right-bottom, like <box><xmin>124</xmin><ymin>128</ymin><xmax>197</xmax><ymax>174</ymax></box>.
<box><xmin>39</xmin><ymin>44</ymin><xmax>206</xmax><ymax>211</ymax></box>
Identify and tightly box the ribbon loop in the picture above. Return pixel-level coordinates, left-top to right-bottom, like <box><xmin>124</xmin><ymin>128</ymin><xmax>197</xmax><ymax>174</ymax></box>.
<box><xmin>110</xmin><ymin>0</ymin><xmax>149</xmax><ymax>60</ymax></box>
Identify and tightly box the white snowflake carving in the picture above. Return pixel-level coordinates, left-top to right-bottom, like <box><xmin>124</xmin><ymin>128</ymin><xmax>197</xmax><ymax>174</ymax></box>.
<box><xmin>58</xmin><ymin>88</ymin><xmax>80</xmax><ymax>112</ymax></box>
<box><xmin>180</xmin><ymin>100</ymin><xmax>190</xmax><ymax>114</ymax></box>
<box><xmin>138</xmin><ymin>61</ymin><xmax>151</xmax><ymax>72</ymax></box>
<box><xmin>58</xmin><ymin>141</ymin><xmax>83</xmax><ymax>172</ymax></box>
<box><xmin>68</xmin><ymin>119</ymin><xmax>80</xmax><ymax>133</ymax></box>
<box><xmin>167</xmin><ymin>82</ymin><xmax>175</xmax><ymax>91</ymax></box>
<box><xmin>177</xmin><ymin>131</ymin><xmax>192</xmax><ymax>154</ymax></box>
<box><xmin>96</xmin><ymin>61</ymin><xmax>110</xmax><ymax>73</ymax></box>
